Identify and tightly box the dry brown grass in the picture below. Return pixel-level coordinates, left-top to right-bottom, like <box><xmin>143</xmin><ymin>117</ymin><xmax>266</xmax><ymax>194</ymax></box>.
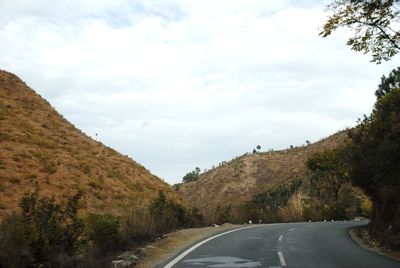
<box><xmin>278</xmin><ymin>192</ymin><xmax>305</xmax><ymax>222</ymax></box>
<box><xmin>178</xmin><ymin>131</ymin><xmax>348</xmax><ymax>216</ymax></box>
<box><xmin>0</xmin><ymin>70</ymin><xmax>181</xmax><ymax>219</ymax></box>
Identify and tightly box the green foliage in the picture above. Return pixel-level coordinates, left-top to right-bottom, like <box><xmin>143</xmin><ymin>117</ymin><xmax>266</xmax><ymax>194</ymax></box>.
<box><xmin>345</xmin><ymin>70</ymin><xmax>400</xmax><ymax>248</ymax></box>
<box><xmin>182</xmin><ymin>167</ymin><xmax>201</xmax><ymax>183</ymax></box>
<box><xmin>0</xmin><ymin>191</ymin><xmax>84</xmax><ymax>267</ymax></box>
<box><xmin>321</xmin><ymin>0</ymin><xmax>400</xmax><ymax>63</ymax></box>
<box><xmin>149</xmin><ymin>191</ymin><xmax>185</xmax><ymax>234</ymax></box>
<box><xmin>149</xmin><ymin>191</ymin><xmax>203</xmax><ymax>235</ymax></box>
<box><xmin>243</xmin><ymin>179</ymin><xmax>303</xmax><ymax>222</ymax></box>
<box><xmin>376</xmin><ymin>66</ymin><xmax>400</xmax><ymax>98</ymax></box>
<box><xmin>250</xmin><ymin>179</ymin><xmax>302</xmax><ymax>212</ymax></box>
<box><xmin>85</xmin><ymin>213</ymin><xmax>121</xmax><ymax>254</ymax></box>
<box><xmin>306</xmin><ymin>149</ymin><xmax>349</xmax><ymax>204</ymax></box>
<box><xmin>347</xmin><ymin>88</ymin><xmax>400</xmax><ymax>199</ymax></box>
<box><xmin>356</xmin><ymin>196</ymin><xmax>373</xmax><ymax>218</ymax></box>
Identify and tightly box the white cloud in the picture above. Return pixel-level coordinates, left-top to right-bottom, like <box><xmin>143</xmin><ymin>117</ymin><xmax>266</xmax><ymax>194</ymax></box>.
<box><xmin>0</xmin><ymin>0</ymin><xmax>398</xmax><ymax>183</ymax></box>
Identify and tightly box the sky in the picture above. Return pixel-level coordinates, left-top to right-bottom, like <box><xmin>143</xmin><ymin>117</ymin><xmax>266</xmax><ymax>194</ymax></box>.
<box><xmin>0</xmin><ymin>0</ymin><xmax>398</xmax><ymax>184</ymax></box>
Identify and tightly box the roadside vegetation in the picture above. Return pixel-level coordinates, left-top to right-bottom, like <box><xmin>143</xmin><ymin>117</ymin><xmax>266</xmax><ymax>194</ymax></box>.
<box><xmin>345</xmin><ymin>70</ymin><xmax>400</xmax><ymax>251</ymax></box>
<box><xmin>0</xmin><ymin>190</ymin><xmax>203</xmax><ymax>267</ymax></box>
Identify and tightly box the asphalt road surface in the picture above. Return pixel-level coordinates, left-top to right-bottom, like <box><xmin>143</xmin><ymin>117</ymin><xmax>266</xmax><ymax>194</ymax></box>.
<box><xmin>161</xmin><ymin>221</ymin><xmax>400</xmax><ymax>268</ymax></box>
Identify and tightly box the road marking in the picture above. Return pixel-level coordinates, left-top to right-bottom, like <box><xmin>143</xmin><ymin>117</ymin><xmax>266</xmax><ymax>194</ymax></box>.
<box><xmin>163</xmin><ymin>226</ymin><xmax>257</xmax><ymax>268</ymax></box>
<box><xmin>289</xmin><ymin>228</ymin><xmax>295</xmax><ymax>232</ymax></box>
<box><xmin>278</xmin><ymin>252</ymin><xmax>287</xmax><ymax>267</ymax></box>
<box><xmin>278</xmin><ymin>235</ymin><xmax>283</xmax><ymax>241</ymax></box>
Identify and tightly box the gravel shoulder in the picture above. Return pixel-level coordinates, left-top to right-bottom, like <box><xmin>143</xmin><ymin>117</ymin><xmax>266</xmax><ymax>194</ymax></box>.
<box><xmin>135</xmin><ymin>224</ymin><xmax>242</xmax><ymax>268</ymax></box>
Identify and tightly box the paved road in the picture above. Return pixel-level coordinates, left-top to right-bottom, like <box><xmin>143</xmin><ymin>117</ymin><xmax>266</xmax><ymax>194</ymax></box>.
<box><xmin>161</xmin><ymin>221</ymin><xmax>400</xmax><ymax>268</ymax></box>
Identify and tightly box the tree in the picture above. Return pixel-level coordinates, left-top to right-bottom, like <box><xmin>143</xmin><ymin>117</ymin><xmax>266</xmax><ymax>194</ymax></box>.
<box><xmin>375</xmin><ymin>66</ymin><xmax>400</xmax><ymax>98</ymax></box>
<box><xmin>182</xmin><ymin>167</ymin><xmax>201</xmax><ymax>183</ymax></box>
<box><xmin>256</xmin><ymin>145</ymin><xmax>261</xmax><ymax>151</ymax></box>
<box><xmin>306</xmin><ymin>149</ymin><xmax>349</xmax><ymax>205</ymax></box>
<box><xmin>346</xmin><ymin>87</ymin><xmax>400</xmax><ymax>248</ymax></box>
<box><xmin>320</xmin><ymin>0</ymin><xmax>400</xmax><ymax>63</ymax></box>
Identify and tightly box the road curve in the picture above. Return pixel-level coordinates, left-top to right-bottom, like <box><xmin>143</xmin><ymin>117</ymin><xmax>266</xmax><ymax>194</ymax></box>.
<box><xmin>159</xmin><ymin>221</ymin><xmax>400</xmax><ymax>268</ymax></box>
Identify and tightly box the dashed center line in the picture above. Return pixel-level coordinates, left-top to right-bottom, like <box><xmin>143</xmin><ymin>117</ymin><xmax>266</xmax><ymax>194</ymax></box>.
<box><xmin>289</xmin><ymin>228</ymin><xmax>295</xmax><ymax>232</ymax></box>
<box><xmin>278</xmin><ymin>251</ymin><xmax>287</xmax><ymax>267</ymax></box>
<box><xmin>278</xmin><ymin>235</ymin><xmax>283</xmax><ymax>241</ymax></box>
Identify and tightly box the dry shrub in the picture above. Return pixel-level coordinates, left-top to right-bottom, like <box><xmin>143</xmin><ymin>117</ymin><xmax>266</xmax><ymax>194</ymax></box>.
<box><xmin>278</xmin><ymin>192</ymin><xmax>305</xmax><ymax>222</ymax></box>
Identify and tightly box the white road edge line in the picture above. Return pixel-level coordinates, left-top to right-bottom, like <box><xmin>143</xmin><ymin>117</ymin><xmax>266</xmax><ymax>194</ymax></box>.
<box><xmin>278</xmin><ymin>251</ymin><xmax>287</xmax><ymax>267</ymax></box>
<box><xmin>278</xmin><ymin>235</ymin><xmax>283</xmax><ymax>241</ymax></box>
<box><xmin>163</xmin><ymin>226</ymin><xmax>257</xmax><ymax>268</ymax></box>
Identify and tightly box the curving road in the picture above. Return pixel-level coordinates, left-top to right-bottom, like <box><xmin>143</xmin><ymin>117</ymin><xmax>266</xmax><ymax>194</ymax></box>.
<box><xmin>160</xmin><ymin>221</ymin><xmax>400</xmax><ymax>268</ymax></box>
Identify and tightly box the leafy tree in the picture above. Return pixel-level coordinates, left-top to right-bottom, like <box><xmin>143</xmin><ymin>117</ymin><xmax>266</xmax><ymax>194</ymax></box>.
<box><xmin>375</xmin><ymin>66</ymin><xmax>400</xmax><ymax>98</ymax></box>
<box><xmin>346</xmin><ymin>87</ymin><xmax>400</xmax><ymax>247</ymax></box>
<box><xmin>320</xmin><ymin>0</ymin><xmax>400</xmax><ymax>63</ymax></box>
<box><xmin>256</xmin><ymin>145</ymin><xmax>261</xmax><ymax>150</ymax></box>
<box><xmin>306</xmin><ymin>149</ymin><xmax>349</xmax><ymax>205</ymax></box>
<box><xmin>182</xmin><ymin>167</ymin><xmax>201</xmax><ymax>183</ymax></box>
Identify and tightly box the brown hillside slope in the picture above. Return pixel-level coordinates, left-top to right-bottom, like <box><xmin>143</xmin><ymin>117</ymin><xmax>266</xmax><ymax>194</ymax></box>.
<box><xmin>178</xmin><ymin>131</ymin><xmax>347</xmax><ymax>216</ymax></box>
<box><xmin>0</xmin><ymin>70</ymin><xmax>179</xmax><ymax>219</ymax></box>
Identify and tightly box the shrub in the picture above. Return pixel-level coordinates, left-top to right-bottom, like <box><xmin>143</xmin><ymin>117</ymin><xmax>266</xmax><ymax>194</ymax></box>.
<box><xmin>149</xmin><ymin>191</ymin><xmax>202</xmax><ymax>234</ymax></box>
<box><xmin>83</xmin><ymin>213</ymin><xmax>122</xmax><ymax>267</ymax></box>
<box><xmin>85</xmin><ymin>213</ymin><xmax>121</xmax><ymax>254</ymax></box>
<box><xmin>0</xmin><ymin>191</ymin><xmax>84</xmax><ymax>267</ymax></box>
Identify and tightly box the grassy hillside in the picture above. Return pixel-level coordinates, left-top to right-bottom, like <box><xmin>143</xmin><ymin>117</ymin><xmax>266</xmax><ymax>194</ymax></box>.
<box><xmin>178</xmin><ymin>131</ymin><xmax>347</xmax><ymax>217</ymax></box>
<box><xmin>0</xmin><ymin>70</ymin><xmax>180</xmax><ymax>219</ymax></box>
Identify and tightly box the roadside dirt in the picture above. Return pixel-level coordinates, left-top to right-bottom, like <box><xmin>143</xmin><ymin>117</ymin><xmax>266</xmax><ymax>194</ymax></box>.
<box><xmin>135</xmin><ymin>224</ymin><xmax>242</xmax><ymax>268</ymax></box>
<box><xmin>349</xmin><ymin>225</ymin><xmax>400</xmax><ymax>262</ymax></box>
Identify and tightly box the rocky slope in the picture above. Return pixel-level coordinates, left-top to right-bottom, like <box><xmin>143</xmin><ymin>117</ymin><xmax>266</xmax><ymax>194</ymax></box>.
<box><xmin>0</xmin><ymin>70</ymin><xmax>180</xmax><ymax>219</ymax></box>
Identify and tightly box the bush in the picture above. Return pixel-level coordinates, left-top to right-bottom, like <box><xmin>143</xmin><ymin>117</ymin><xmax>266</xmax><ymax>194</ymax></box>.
<box><xmin>85</xmin><ymin>213</ymin><xmax>121</xmax><ymax>254</ymax></box>
<box><xmin>0</xmin><ymin>214</ymin><xmax>31</xmax><ymax>267</ymax></box>
<box><xmin>149</xmin><ymin>191</ymin><xmax>203</xmax><ymax>235</ymax></box>
<box><xmin>0</xmin><ymin>191</ymin><xmax>84</xmax><ymax>267</ymax></box>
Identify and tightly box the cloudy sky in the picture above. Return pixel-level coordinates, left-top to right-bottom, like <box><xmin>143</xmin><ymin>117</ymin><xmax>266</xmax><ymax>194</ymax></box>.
<box><xmin>0</xmin><ymin>0</ymin><xmax>398</xmax><ymax>184</ymax></box>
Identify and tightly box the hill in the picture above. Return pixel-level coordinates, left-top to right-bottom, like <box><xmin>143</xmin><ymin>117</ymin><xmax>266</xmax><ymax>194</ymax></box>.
<box><xmin>0</xmin><ymin>70</ymin><xmax>180</xmax><ymax>219</ymax></box>
<box><xmin>177</xmin><ymin>131</ymin><xmax>347</xmax><ymax>218</ymax></box>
